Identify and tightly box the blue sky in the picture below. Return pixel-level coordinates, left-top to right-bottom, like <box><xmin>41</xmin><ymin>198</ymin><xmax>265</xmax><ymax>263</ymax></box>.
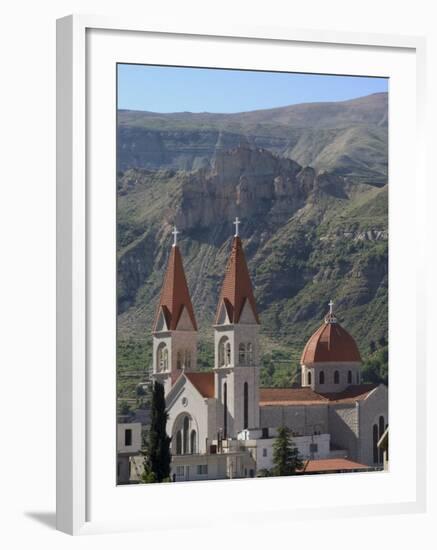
<box><xmin>117</xmin><ymin>64</ymin><xmax>388</xmax><ymax>114</ymax></box>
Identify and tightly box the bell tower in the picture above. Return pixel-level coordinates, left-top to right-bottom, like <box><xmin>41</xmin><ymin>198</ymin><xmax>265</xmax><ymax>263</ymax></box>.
<box><xmin>213</xmin><ymin>218</ymin><xmax>260</xmax><ymax>438</ymax></box>
<box><xmin>151</xmin><ymin>227</ymin><xmax>198</xmax><ymax>395</ymax></box>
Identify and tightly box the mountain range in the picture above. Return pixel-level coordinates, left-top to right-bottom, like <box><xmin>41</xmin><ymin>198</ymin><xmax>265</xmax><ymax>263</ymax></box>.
<box><xmin>116</xmin><ymin>92</ymin><xmax>388</xmax><ymax>396</ymax></box>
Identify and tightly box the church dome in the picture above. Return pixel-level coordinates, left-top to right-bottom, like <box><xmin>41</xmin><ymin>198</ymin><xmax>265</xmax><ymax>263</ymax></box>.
<box><xmin>301</xmin><ymin>305</ymin><xmax>361</xmax><ymax>364</ymax></box>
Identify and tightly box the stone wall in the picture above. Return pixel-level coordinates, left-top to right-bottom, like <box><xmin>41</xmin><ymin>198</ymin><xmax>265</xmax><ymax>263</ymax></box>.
<box><xmin>260</xmin><ymin>404</ymin><xmax>329</xmax><ymax>436</ymax></box>
<box><xmin>357</xmin><ymin>385</ymin><xmax>388</xmax><ymax>466</ymax></box>
<box><xmin>328</xmin><ymin>404</ymin><xmax>359</xmax><ymax>460</ymax></box>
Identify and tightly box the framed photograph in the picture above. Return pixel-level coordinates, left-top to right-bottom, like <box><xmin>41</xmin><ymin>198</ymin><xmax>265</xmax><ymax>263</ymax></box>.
<box><xmin>56</xmin><ymin>15</ymin><xmax>427</xmax><ymax>535</ymax></box>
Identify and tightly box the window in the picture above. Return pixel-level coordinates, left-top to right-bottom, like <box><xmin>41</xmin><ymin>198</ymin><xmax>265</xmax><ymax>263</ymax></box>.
<box><xmin>176</xmin><ymin>465</ymin><xmax>184</xmax><ymax>477</ymax></box>
<box><xmin>184</xmin><ymin>350</ymin><xmax>191</xmax><ymax>369</ymax></box>
<box><xmin>247</xmin><ymin>343</ymin><xmax>253</xmax><ymax>365</ymax></box>
<box><xmin>348</xmin><ymin>370</ymin><xmax>352</xmax><ymax>384</ymax></box>
<box><xmin>218</xmin><ymin>336</ymin><xmax>230</xmax><ymax>367</ymax></box>
<box><xmin>307</xmin><ymin>371</ymin><xmax>312</xmax><ymax>385</ymax></box>
<box><xmin>239</xmin><ymin>343</ymin><xmax>246</xmax><ymax>365</ymax></box>
<box><xmin>225</xmin><ymin>341</ymin><xmax>231</xmax><ymax>365</ymax></box>
<box><xmin>379</xmin><ymin>416</ymin><xmax>385</xmax><ymax>463</ymax></box>
<box><xmin>190</xmin><ymin>429</ymin><xmax>197</xmax><ymax>454</ymax></box>
<box><xmin>373</xmin><ymin>424</ymin><xmax>379</xmax><ymax>463</ymax></box>
<box><xmin>196</xmin><ymin>464</ymin><xmax>208</xmax><ymax>475</ymax></box>
<box><xmin>334</xmin><ymin>370</ymin><xmax>340</xmax><ymax>384</ymax></box>
<box><xmin>262</xmin><ymin>448</ymin><xmax>267</xmax><ymax>457</ymax></box>
<box><xmin>244</xmin><ymin>382</ymin><xmax>249</xmax><ymax>429</ymax></box>
<box><xmin>309</xmin><ymin>443</ymin><xmax>318</xmax><ymax>454</ymax></box>
<box><xmin>319</xmin><ymin>371</ymin><xmax>325</xmax><ymax>384</ymax></box>
<box><xmin>262</xmin><ymin>427</ymin><xmax>269</xmax><ymax>439</ymax></box>
<box><xmin>156</xmin><ymin>343</ymin><xmax>168</xmax><ymax>372</ymax></box>
<box><xmin>356</xmin><ymin>372</ymin><xmax>360</xmax><ymax>384</ymax></box>
<box><xmin>176</xmin><ymin>431</ymin><xmax>182</xmax><ymax>455</ymax></box>
<box><xmin>223</xmin><ymin>383</ymin><xmax>228</xmax><ymax>438</ymax></box>
<box><xmin>124</xmin><ymin>428</ymin><xmax>132</xmax><ymax>446</ymax></box>
<box><xmin>177</xmin><ymin>350</ymin><xmax>182</xmax><ymax>369</ymax></box>
<box><xmin>183</xmin><ymin>416</ymin><xmax>189</xmax><ymax>454</ymax></box>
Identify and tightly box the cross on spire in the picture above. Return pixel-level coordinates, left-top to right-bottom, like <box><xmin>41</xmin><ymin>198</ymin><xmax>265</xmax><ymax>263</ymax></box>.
<box><xmin>328</xmin><ymin>299</ymin><xmax>334</xmax><ymax>315</ymax></box>
<box><xmin>233</xmin><ymin>217</ymin><xmax>241</xmax><ymax>237</ymax></box>
<box><xmin>172</xmin><ymin>226</ymin><xmax>180</xmax><ymax>247</ymax></box>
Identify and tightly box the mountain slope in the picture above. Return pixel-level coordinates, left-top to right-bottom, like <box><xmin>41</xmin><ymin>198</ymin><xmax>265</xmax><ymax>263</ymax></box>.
<box><xmin>117</xmin><ymin>145</ymin><xmax>388</xmax><ymax>367</ymax></box>
<box><xmin>117</xmin><ymin>93</ymin><xmax>388</xmax><ymax>183</ymax></box>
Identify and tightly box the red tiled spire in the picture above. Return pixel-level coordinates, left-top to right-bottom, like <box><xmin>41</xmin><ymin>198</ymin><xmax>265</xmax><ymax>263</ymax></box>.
<box><xmin>215</xmin><ymin>236</ymin><xmax>259</xmax><ymax>324</ymax></box>
<box><xmin>153</xmin><ymin>245</ymin><xmax>197</xmax><ymax>331</ymax></box>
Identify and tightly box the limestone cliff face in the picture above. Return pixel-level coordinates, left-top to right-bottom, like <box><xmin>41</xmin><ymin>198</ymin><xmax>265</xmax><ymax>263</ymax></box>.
<box><xmin>172</xmin><ymin>144</ymin><xmax>348</xmax><ymax>231</ymax></box>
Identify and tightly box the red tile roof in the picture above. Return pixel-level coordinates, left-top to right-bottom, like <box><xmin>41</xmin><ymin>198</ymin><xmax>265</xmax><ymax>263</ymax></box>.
<box><xmin>259</xmin><ymin>384</ymin><xmax>377</xmax><ymax>406</ymax></box>
<box><xmin>153</xmin><ymin>245</ymin><xmax>197</xmax><ymax>331</ymax></box>
<box><xmin>301</xmin><ymin>318</ymin><xmax>361</xmax><ymax>364</ymax></box>
<box><xmin>185</xmin><ymin>372</ymin><xmax>215</xmax><ymax>398</ymax></box>
<box><xmin>300</xmin><ymin>458</ymin><xmax>370</xmax><ymax>473</ymax></box>
<box><xmin>215</xmin><ymin>236</ymin><xmax>259</xmax><ymax>325</ymax></box>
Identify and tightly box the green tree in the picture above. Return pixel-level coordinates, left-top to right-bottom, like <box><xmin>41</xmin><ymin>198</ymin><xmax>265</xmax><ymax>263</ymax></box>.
<box><xmin>118</xmin><ymin>400</ymin><xmax>131</xmax><ymax>416</ymax></box>
<box><xmin>272</xmin><ymin>426</ymin><xmax>303</xmax><ymax>476</ymax></box>
<box><xmin>141</xmin><ymin>381</ymin><xmax>171</xmax><ymax>483</ymax></box>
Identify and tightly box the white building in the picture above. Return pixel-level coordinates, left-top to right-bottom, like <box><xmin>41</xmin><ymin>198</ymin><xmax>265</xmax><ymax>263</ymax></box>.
<box><xmin>150</xmin><ymin>222</ymin><xmax>388</xmax><ymax>480</ymax></box>
<box><xmin>117</xmin><ymin>422</ymin><xmax>142</xmax><ymax>484</ymax></box>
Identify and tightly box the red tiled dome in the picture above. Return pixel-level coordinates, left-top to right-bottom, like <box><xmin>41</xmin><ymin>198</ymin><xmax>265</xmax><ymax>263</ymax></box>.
<box><xmin>301</xmin><ymin>316</ymin><xmax>361</xmax><ymax>364</ymax></box>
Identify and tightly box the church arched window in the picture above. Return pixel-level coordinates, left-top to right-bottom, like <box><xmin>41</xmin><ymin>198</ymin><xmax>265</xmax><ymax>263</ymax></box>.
<box><xmin>176</xmin><ymin>431</ymin><xmax>182</xmax><ymax>455</ymax></box>
<box><xmin>247</xmin><ymin>343</ymin><xmax>253</xmax><ymax>365</ymax></box>
<box><xmin>334</xmin><ymin>370</ymin><xmax>340</xmax><ymax>384</ymax></box>
<box><xmin>218</xmin><ymin>336</ymin><xmax>230</xmax><ymax>367</ymax></box>
<box><xmin>157</xmin><ymin>343</ymin><xmax>168</xmax><ymax>372</ymax></box>
<box><xmin>183</xmin><ymin>416</ymin><xmax>189</xmax><ymax>455</ymax></box>
<box><xmin>319</xmin><ymin>371</ymin><xmax>325</xmax><ymax>384</ymax></box>
<box><xmin>185</xmin><ymin>350</ymin><xmax>191</xmax><ymax>369</ymax></box>
<box><xmin>239</xmin><ymin>343</ymin><xmax>246</xmax><ymax>365</ymax></box>
<box><xmin>373</xmin><ymin>424</ymin><xmax>378</xmax><ymax>464</ymax></box>
<box><xmin>225</xmin><ymin>341</ymin><xmax>231</xmax><ymax>366</ymax></box>
<box><xmin>223</xmin><ymin>382</ymin><xmax>228</xmax><ymax>438</ymax></box>
<box><xmin>347</xmin><ymin>370</ymin><xmax>352</xmax><ymax>384</ymax></box>
<box><xmin>190</xmin><ymin>429</ymin><xmax>196</xmax><ymax>454</ymax></box>
<box><xmin>243</xmin><ymin>382</ymin><xmax>249</xmax><ymax>429</ymax></box>
<box><xmin>378</xmin><ymin>416</ymin><xmax>385</xmax><ymax>463</ymax></box>
<box><xmin>176</xmin><ymin>350</ymin><xmax>182</xmax><ymax>370</ymax></box>
<box><xmin>356</xmin><ymin>372</ymin><xmax>360</xmax><ymax>384</ymax></box>
<box><xmin>307</xmin><ymin>371</ymin><xmax>312</xmax><ymax>386</ymax></box>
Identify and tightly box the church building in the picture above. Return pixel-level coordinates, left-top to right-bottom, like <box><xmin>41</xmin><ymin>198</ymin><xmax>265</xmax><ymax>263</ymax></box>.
<box><xmin>151</xmin><ymin>221</ymin><xmax>388</xmax><ymax>481</ymax></box>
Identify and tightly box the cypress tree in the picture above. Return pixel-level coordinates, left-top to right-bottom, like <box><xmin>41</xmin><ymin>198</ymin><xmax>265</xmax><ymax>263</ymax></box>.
<box><xmin>143</xmin><ymin>381</ymin><xmax>171</xmax><ymax>482</ymax></box>
<box><xmin>272</xmin><ymin>426</ymin><xmax>303</xmax><ymax>476</ymax></box>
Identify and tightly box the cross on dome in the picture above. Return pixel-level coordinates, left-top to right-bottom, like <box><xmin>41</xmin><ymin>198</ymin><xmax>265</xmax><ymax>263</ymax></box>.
<box><xmin>325</xmin><ymin>299</ymin><xmax>337</xmax><ymax>324</ymax></box>
<box><xmin>172</xmin><ymin>226</ymin><xmax>180</xmax><ymax>247</ymax></box>
<box><xmin>233</xmin><ymin>217</ymin><xmax>241</xmax><ymax>237</ymax></box>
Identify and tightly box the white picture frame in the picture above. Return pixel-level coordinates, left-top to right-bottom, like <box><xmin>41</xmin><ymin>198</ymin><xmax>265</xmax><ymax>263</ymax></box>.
<box><xmin>56</xmin><ymin>14</ymin><xmax>427</xmax><ymax>535</ymax></box>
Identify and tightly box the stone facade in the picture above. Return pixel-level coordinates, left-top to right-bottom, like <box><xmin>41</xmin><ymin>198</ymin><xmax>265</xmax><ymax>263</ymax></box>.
<box><xmin>260</xmin><ymin>404</ymin><xmax>329</xmax><ymax>436</ymax></box>
<box><xmin>357</xmin><ymin>385</ymin><xmax>388</xmax><ymax>466</ymax></box>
